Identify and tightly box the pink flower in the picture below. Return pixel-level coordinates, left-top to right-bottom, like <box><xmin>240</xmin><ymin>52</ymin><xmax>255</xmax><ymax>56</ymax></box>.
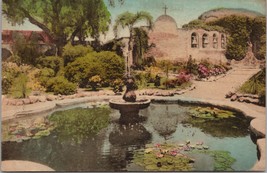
<box><xmin>155</xmin><ymin>143</ymin><xmax>161</xmax><ymax>148</ymax></box>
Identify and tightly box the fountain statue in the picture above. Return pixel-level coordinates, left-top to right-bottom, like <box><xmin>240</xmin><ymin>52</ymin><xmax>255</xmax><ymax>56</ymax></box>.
<box><xmin>109</xmin><ymin>75</ymin><xmax>151</xmax><ymax>124</ymax></box>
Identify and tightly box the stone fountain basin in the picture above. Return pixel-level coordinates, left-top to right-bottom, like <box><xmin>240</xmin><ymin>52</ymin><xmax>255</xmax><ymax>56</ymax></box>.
<box><xmin>109</xmin><ymin>99</ymin><xmax>151</xmax><ymax>111</ymax></box>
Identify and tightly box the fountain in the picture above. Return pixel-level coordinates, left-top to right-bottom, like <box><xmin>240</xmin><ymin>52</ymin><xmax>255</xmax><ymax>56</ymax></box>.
<box><xmin>109</xmin><ymin>76</ymin><xmax>151</xmax><ymax>124</ymax></box>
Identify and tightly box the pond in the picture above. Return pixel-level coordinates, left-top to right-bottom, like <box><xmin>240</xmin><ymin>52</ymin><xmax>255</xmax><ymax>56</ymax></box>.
<box><xmin>2</xmin><ymin>102</ymin><xmax>257</xmax><ymax>171</ymax></box>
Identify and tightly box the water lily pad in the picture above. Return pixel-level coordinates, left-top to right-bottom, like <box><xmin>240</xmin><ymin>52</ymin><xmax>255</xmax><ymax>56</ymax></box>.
<box><xmin>189</xmin><ymin>107</ymin><xmax>235</xmax><ymax>120</ymax></box>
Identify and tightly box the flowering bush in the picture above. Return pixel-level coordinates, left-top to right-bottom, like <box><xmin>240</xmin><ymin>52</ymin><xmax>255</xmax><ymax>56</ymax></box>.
<box><xmin>197</xmin><ymin>64</ymin><xmax>227</xmax><ymax>79</ymax></box>
<box><xmin>176</xmin><ymin>71</ymin><xmax>191</xmax><ymax>85</ymax></box>
<box><xmin>197</xmin><ymin>64</ymin><xmax>210</xmax><ymax>78</ymax></box>
<box><xmin>89</xmin><ymin>75</ymin><xmax>102</xmax><ymax>91</ymax></box>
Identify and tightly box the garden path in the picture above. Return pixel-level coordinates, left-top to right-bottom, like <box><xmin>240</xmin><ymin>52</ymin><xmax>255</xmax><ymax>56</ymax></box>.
<box><xmin>183</xmin><ymin>66</ymin><xmax>261</xmax><ymax>102</ymax></box>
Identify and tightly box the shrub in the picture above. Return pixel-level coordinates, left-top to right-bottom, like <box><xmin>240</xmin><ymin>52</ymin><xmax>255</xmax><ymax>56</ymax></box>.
<box><xmin>62</xmin><ymin>43</ymin><xmax>93</xmax><ymax>65</ymax></box>
<box><xmin>134</xmin><ymin>72</ymin><xmax>149</xmax><ymax>89</ymax></box>
<box><xmin>6</xmin><ymin>54</ymin><xmax>22</xmax><ymax>65</ymax></box>
<box><xmin>154</xmin><ymin>75</ymin><xmax>161</xmax><ymax>87</ymax></box>
<box><xmin>36</xmin><ymin>56</ymin><xmax>63</xmax><ymax>74</ymax></box>
<box><xmin>9</xmin><ymin>73</ymin><xmax>30</xmax><ymax>98</ymax></box>
<box><xmin>238</xmin><ymin>68</ymin><xmax>265</xmax><ymax>106</ymax></box>
<box><xmin>38</xmin><ymin>68</ymin><xmax>56</xmax><ymax>86</ymax></box>
<box><xmin>89</xmin><ymin>75</ymin><xmax>102</xmax><ymax>91</ymax></box>
<box><xmin>176</xmin><ymin>71</ymin><xmax>191</xmax><ymax>85</ymax></box>
<box><xmin>46</xmin><ymin>76</ymin><xmax>77</xmax><ymax>95</ymax></box>
<box><xmin>186</xmin><ymin>56</ymin><xmax>198</xmax><ymax>75</ymax></box>
<box><xmin>2</xmin><ymin>62</ymin><xmax>21</xmax><ymax>94</ymax></box>
<box><xmin>96</xmin><ymin>51</ymin><xmax>125</xmax><ymax>83</ymax></box>
<box><xmin>65</xmin><ymin>51</ymin><xmax>124</xmax><ymax>87</ymax></box>
<box><xmin>64</xmin><ymin>55</ymin><xmax>103</xmax><ymax>87</ymax></box>
<box><xmin>197</xmin><ymin>64</ymin><xmax>210</xmax><ymax>78</ymax></box>
<box><xmin>163</xmin><ymin>79</ymin><xmax>176</xmax><ymax>88</ymax></box>
<box><xmin>111</xmin><ymin>79</ymin><xmax>124</xmax><ymax>93</ymax></box>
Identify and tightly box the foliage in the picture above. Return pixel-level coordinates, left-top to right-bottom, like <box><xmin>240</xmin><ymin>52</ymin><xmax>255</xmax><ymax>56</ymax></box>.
<box><xmin>185</xmin><ymin>15</ymin><xmax>266</xmax><ymax>61</ymax></box>
<box><xmin>10</xmin><ymin>31</ymin><xmax>43</xmax><ymax>65</ymax></box>
<box><xmin>48</xmin><ymin>107</ymin><xmax>110</xmax><ymax>143</ymax></box>
<box><xmin>132</xmin><ymin>27</ymin><xmax>150</xmax><ymax>68</ymax></box>
<box><xmin>133</xmin><ymin>142</ymin><xmax>236</xmax><ymax>171</ymax></box>
<box><xmin>38</xmin><ymin>68</ymin><xmax>56</xmax><ymax>87</ymax></box>
<box><xmin>238</xmin><ymin>68</ymin><xmax>265</xmax><ymax>105</ymax></box>
<box><xmin>9</xmin><ymin>73</ymin><xmax>30</xmax><ymax>98</ymax></box>
<box><xmin>185</xmin><ymin>56</ymin><xmax>198</xmax><ymax>75</ymax></box>
<box><xmin>36</xmin><ymin>56</ymin><xmax>63</xmax><ymax>75</ymax></box>
<box><xmin>89</xmin><ymin>75</ymin><xmax>102</xmax><ymax>91</ymax></box>
<box><xmin>197</xmin><ymin>60</ymin><xmax>227</xmax><ymax>79</ymax></box>
<box><xmin>46</xmin><ymin>76</ymin><xmax>77</xmax><ymax>95</ymax></box>
<box><xmin>26</xmin><ymin>68</ymin><xmax>46</xmax><ymax>93</ymax></box>
<box><xmin>182</xmin><ymin>19</ymin><xmax>225</xmax><ymax>32</ymax></box>
<box><xmin>176</xmin><ymin>72</ymin><xmax>192</xmax><ymax>85</ymax></box>
<box><xmin>113</xmin><ymin>11</ymin><xmax>153</xmax><ymax>72</ymax></box>
<box><xmin>2</xmin><ymin>62</ymin><xmax>21</xmax><ymax>94</ymax></box>
<box><xmin>157</xmin><ymin>60</ymin><xmax>173</xmax><ymax>89</ymax></box>
<box><xmin>134</xmin><ymin>71</ymin><xmax>149</xmax><ymax>89</ymax></box>
<box><xmin>250</xmin><ymin>16</ymin><xmax>266</xmax><ymax>60</ymax></box>
<box><xmin>95</xmin><ymin>51</ymin><xmax>125</xmax><ymax>84</ymax></box>
<box><xmin>192</xmin><ymin>150</ymin><xmax>236</xmax><ymax>171</ymax></box>
<box><xmin>133</xmin><ymin>143</ymin><xmax>194</xmax><ymax>171</ymax></box>
<box><xmin>189</xmin><ymin>107</ymin><xmax>235</xmax><ymax>120</ymax></box>
<box><xmin>154</xmin><ymin>75</ymin><xmax>161</xmax><ymax>87</ymax></box>
<box><xmin>6</xmin><ymin>54</ymin><xmax>22</xmax><ymax>65</ymax></box>
<box><xmin>65</xmin><ymin>51</ymin><xmax>124</xmax><ymax>87</ymax></box>
<box><xmin>62</xmin><ymin>43</ymin><xmax>93</xmax><ymax>65</ymax></box>
<box><xmin>184</xmin><ymin>107</ymin><xmax>250</xmax><ymax>138</ymax></box>
<box><xmin>209</xmin><ymin>15</ymin><xmax>252</xmax><ymax>60</ymax></box>
<box><xmin>111</xmin><ymin>79</ymin><xmax>124</xmax><ymax>93</ymax></box>
<box><xmin>2</xmin><ymin>117</ymin><xmax>55</xmax><ymax>142</ymax></box>
<box><xmin>3</xmin><ymin>0</ymin><xmax>111</xmax><ymax>55</ymax></box>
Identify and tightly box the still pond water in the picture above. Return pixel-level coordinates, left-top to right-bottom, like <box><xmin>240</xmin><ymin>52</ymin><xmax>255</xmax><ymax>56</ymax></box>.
<box><xmin>2</xmin><ymin>102</ymin><xmax>257</xmax><ymax>171</ymax></box>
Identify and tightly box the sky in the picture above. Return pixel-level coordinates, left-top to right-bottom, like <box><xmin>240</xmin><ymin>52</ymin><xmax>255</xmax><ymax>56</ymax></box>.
<box><xmin>2</xmin><ymin>0</ymin><xmax>266</xmax><ymax>42</ymax></box>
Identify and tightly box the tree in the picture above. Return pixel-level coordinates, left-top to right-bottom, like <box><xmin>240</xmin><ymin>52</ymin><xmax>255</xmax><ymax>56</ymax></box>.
<box><xmin>11</xmin><ymin>31</ymin><xmax>43</xmax><ymax>65</ymax></box>
<box><xmin>132</xmin><ymin>27</ymin><xmax>150</xmax><ymax>69</ymax></box>
<box><xmin>158</xmin><ymin>60</ymin><xmax>173</xmax><ymax>89</ymax></box>
<box><xmin>62</xmin><ymin>43</ymin><xmax>93</xmax><ymax>65</ymax></box>
<box><xmin>113</xmin><ymin>11</ymin><xmax>153</xmax><ymax>75</ymax></box>
<box><xmin>3</xmin><ymin>0</ymin><xmax>112</xmax><ymax>55</ymax></box>
<box><xmin>209</xmin><ymin>15</ymin><xmax>252</xmax><ymax>61</ymax></box>
<box><xmin>250</xmin><ymin>16</ymin><xmax>266</xmax><ymax>60</ymax></box>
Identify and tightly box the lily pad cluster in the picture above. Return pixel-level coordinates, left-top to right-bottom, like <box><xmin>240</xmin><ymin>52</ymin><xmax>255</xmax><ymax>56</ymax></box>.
<box><xmin>2</xmin><ymin>117</ymin><xmax>55</xmax><ymax>143</ymax></box>
<box><xmin>192</xmin><ymin>150</ymin><xmax>236</xmax><ymax>171</ymax></box>
<box><xmin>133</xmin><ymin>140</ymin><xmax>211</xmax><ymax>171</ymax></box>
<box><xmin>133</xmin><ymin>141</ymin><xmax>236</xmax><ymax>171</ymax></box>
<box><xmin>48</xmin><ymin>107</ymin><xmax>110</xmax><ymax>143</ymax></box>
<box><xmin>189</xmin><ymin>107</ymin><xmax>235</xmax><ymax>120</ymax></box>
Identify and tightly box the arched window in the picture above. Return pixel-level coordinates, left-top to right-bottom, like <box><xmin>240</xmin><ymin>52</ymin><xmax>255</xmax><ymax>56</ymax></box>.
<box><xmin>213</xmin><ymin>34</ymin><xmax>218</xmax><ymax>49</ymax></box>
<box><xmin>221</xmin><ymin>34</ymin><xmax>226</xmax><ymax>49</ymax></box>
<box><xmin>191</xmin><ymin>33</ymin><xmax>199</xmax><ymax>48</ymax></box>
<box><xmin>202</xmin><ymin>33</ymin><xmax>209</xmax><ymax>48</ymax></box>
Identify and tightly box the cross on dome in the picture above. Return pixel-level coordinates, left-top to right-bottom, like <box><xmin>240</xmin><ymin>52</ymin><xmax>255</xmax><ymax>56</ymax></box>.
<box><xmin>163</xmin><ymin>5</ymin><xmax>168</xmax><ymax>15</ymax></box>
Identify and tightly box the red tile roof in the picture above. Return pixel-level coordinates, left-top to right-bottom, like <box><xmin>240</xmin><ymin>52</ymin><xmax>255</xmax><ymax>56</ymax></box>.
<box><xmin>2</xmin><ymin>30</ymin><xmax>53</xmax><ymax>44</ymax></box>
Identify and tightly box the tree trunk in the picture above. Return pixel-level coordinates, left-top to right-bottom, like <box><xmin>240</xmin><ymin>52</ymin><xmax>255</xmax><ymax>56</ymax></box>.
<box><xmin>127</xmin><ymin>29</ymin><xmax>134</xmax><ymax>76</ymax></box>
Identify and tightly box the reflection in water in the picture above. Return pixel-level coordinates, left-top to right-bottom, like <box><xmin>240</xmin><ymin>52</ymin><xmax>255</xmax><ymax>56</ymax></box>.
<box><xmin>109</xmin><ymin>123</ymin><xmax>151</xmax><ymax>146</ymax></box>
<box><xmin>2</xmin><ymin>103</ymin><xmax>257</xmax><ymax>171</ymax></box>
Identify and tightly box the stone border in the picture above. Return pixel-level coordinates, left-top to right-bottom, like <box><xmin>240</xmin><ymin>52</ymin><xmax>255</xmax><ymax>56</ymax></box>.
<box><xmin>2</xmin><ymin>95</ymin><xmax>265</xmax><ymax>171</ymax></box>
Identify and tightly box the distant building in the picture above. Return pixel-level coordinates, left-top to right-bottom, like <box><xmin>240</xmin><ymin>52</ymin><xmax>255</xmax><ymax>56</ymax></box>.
<box><xmin>145</xmin><ymin>13</ymin><xmax>227</xmax><ymax>64</ymax></box>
